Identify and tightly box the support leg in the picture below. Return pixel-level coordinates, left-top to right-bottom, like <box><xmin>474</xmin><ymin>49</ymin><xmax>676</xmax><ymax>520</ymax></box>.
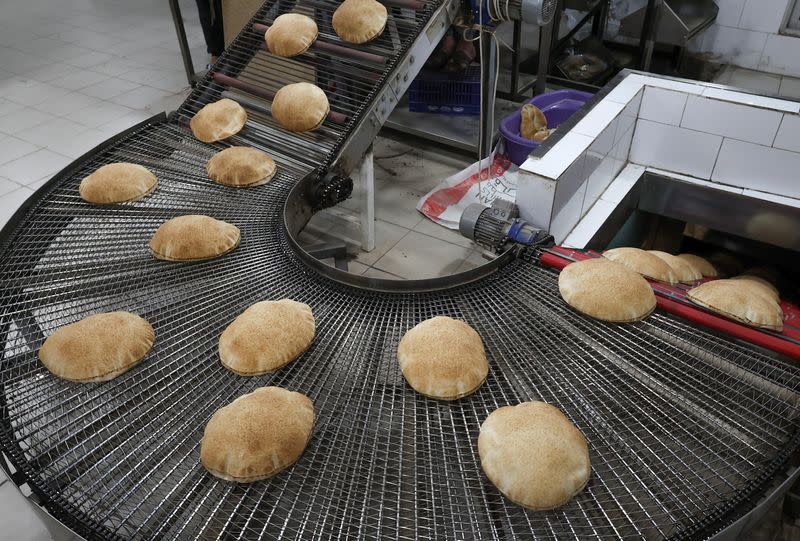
<box><xmin>353</xmin><ymin>146</ymin><xmax>375</xmax><ymax>252</ymax></box>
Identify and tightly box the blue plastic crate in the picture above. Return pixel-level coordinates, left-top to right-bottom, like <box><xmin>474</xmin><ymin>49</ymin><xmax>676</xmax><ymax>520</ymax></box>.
<box><xmin>408</xmin><ymin>64</ymin><xmax>480</xmax><ymax>116</ymax></box>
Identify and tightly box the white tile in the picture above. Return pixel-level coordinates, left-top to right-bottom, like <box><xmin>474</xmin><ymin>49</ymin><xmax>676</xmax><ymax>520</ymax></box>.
<box><xmin>630</xmin><ymin>120</ymin><xmax>723</xmax><ymax>179</ymax></box>
<box><xmin>21</xmin><ymin>62</ymin><xmax>76</xmax><ymax>83</ymax></box>
<box><xmin>572</xmin><ymin>99</ymin><xmax>625</xmax><ymax>138</ymax></box>
<box><xmin>615</xmin><ymin>92</ymin><xmax>640</xmax><ymax>145</ymax></box>
<box><xmin>362</xmin><ymin>267</ymin><xmax>403</xmax><ymax>280</ymax></box>
<box><xmin>584</xmin><ymin>153</ymin><xmax>625</xmax><ymax>215</ymax></box>
<box><xmin>712</xmin><ymin>139</ymin><xmax>800</xmax><ymax>198</ymax></box>
<box><xmin>110</xmin><ymin>85</ymin><xmax>174</xmax><ymax>110</ymax></box>
<box><xmin>353</xmin><ymin>220</ymin><xmax>410</xmax><ymax>266</ymax></box>
<box><xmin>697</xmin><ymin>25</ymin><xmax>768</xmax><ymax>70</ymax></box>
<box><xmin>647</xmin><ymin>167</ymin><xmax>745</xmax><ymax>194</ymax></box>
<box><xmin>600</xmin><ymin>164</ymin><xmax>645</xmax><ymax>204</ymax></box>
<box><xmin>681</xmin><ymin>95</ymin><xmax>783</xmax><ymax>146</ymax></box>
<box><xmin>612</xmin><ymin>123</ymin><xmax>634</xmax><ymax>162</ymax></box>
<box><xmin>587</xmin><ymin>117</ymin><xmax>617</xmax><ymax>156</ymax></box>
<box><xmin>16</xmin><ymin>117</ymin><xmax>87</xmax><ymax>148</ymax></box>
<box><xmin>0</xmin><ymin>136</ymin><xmax>39</xmax><ymax>166</ymax></box>
<box><xmin>774</xmin><ymin>114</ymin><xmax>800</xmax><ymax>153</ymax></box>
<box><xmin>79</xmin><ymin>77</ymin><xmax>141</xmax><ymax>100</ymax></box>
<box><xmin>643</xmin><ymin>78</ymin><xmax>705</xmax><ymax>95</ymax></box>
<box><xmin>553</xmin><ymin>153</ymin><xmax>588</xmax><ymax>214</ymax></box>
<box><xmin>0</xmin><ymin>49</ymin><xmax>51</xmax><ymax>75</ymax></box>
<box><xmin>0</xmin><ymin>148</ymin><xmax>71</xmax><ymax>186</ymax></box>
<box><xmin>13</xmin><ymin>37</ymin><xmax>67</xmax><ymax>57</ymax></box>
<box><xmin>759</xmin><ymin>34</ymin><xmax>800</xmax><ymax>76</ymax></box>
<box><xmin>0</xmin><ymin>108</ymin><xmax>53</xmax><ymax>136</ymax></box>
<box><xmin>520</xmin><ymin>132</ymin><xmax>593</xmax><ymax>179</ymax></box>
<box><xmin>36</xmin><ymin>43</ymin><xmax>94</xmax><ymax>63</ymax></box>
<box><xmin>412</xmin><ymin>218</ymin><xmax>474</xmax><ymax>248</ymax></box>
<box><xmin>372</xmin><ymin>231</ymin><xmax>472</xmax><ymax>279</ymax></box>
<box><xmin>52</xmin><ymin>70</ymin><xmax>109</xmax><ymax>91</ymax></box>
<box><xmin>0</xmin><ymin>176</ymin><xmax>20</xmax><ymax>196</ymax></box>
<box><xmin>603</xmin><ymin>75</ymin><xmax>646</xmax><ymax>104</ymax></box>
<box><xmin>639</xmin><ymin>87</ymin><xmax>688</xmax><ymax>126</ymax></box>
<box><xmin>91</xmin><ymin>58</ymin><xmax>146</xmax><ymax>77</ymax></box>
<box><xmin>779</xmin><ymin>76</ymin><xmax>800</xmax><ymax>99</ymax></box>
<box><xmin>742</xmin><ymin>189</ymin><xmax>800</xmax><ymax>208</ymax></box>
<box><xmin>549</xmin><ymin>179</ymin><xmax>586</xmax><ymax>243</ymax></box>
<box><xmin>34</xmin><ymin>91</ymin><xmax>101</xmax><ymax>116</ymax></box>
<box><xmin>715</xmin><ymin>0</ymin><xmax>746</xmax><ymax>27</ymax></box>
<box><xmin>739</xmin><ymin>0</ymin><xmax>789</xmax><ymax>33</ymax></box>
<box><xmin>0</xmin><ymin>98</ymin><xmax>26</xmax><ymax>118</ymax></box>
<box><xmin>0</xmin><ymin>186</ymin><xmax>35</xmax><ymax>230</ymax></box>
<box><xmin>701</xmin><ymin>87</ymin><xmax>800</xmax><ymax>113</ymax></box>
<box><xmin>65</xmin><ymin>101</ymin><xmax>134</xmax><ymax>128</ymax></box>
<box><xmin>64</xmin><ymin>50</ymin><xmax>115</xmax><ymax>69</ymax></box>
<box><xmin>563</xmin><ymin>198</ymin><xmax>617</xmax><ymax>249</ymax></box>
<box><xmin>0</xmin><ymin>480</ymin><xmax>52</xmax><ymax>541</ymax></box>
<box><xmin>96</xmin><ymin>110</ymin><xmax>153</xmax><ymax>135</ymax></box>
<box><xmin>727</xmin><ymin>68</ymin><xmax>782</xmax><ymax>94</ymax></box>
<box><xmin>517</xmin><ymin>172</ymin><xmax>557</xmax><ymax>229</ymax></box>
<box><xmin>1</xmin><ymin>79</ymin><xmax>69</xmax><ymax>107</ymax></box>
<box><xmin>46</xmin><ymin>127</ymin><xmax>109</xmax><ymax>159</ymax></box>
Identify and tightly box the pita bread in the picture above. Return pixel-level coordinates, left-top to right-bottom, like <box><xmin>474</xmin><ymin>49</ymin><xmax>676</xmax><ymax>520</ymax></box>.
<box><xmin>271</xmin><ymin>82</ymin><xmax>329</xmax><ymax>133</ymax></box>
<box><xmin>603</xmin><ymin>247</ymin><xmax>678</xmax><ymax>284</ymax></box>
<box><xmin>677</xmin><ymin>254</ymin><xmax>717</xmax><ymax>277</ymax></box>
<box><xmin>532</xmin><ymin>128</ymin><xmax>554</xmax><ymax>142</ymax></box>
<box><xmin>397</xmin><ymin>316</ymin><xmax>488</xmax><ymax>400</ymax></box>
<box><xmin>219</xmin><ymin>300</ymin><xmax>315</xmax><ymax>375</ymax></box>
<box><xmin>558</xmin><ymin>258</ymin><xmax>656</xmax><ymax>323</ymax></box>
<box><xmin>332</xmin><ymin>0</ymin><xmax>388</xmax><ymax>44</ymax></box>
<box><xmin>479</xmin><ymin>401</ymin><xmax>591</xmax><ymax>510</ymax></box>
<box><xmin>79</xmin><ymin>163</ymin><xmax>157</xmax><ymax>204</ymax></box>
<box><xmin>200</xmin><ymin>387</ymin><xmax>314</xmax><ymax>482</ymax></box>
<box><xmin>520</xmin><ymin>104</ymin><xmax>547</xmax><ymax>140</ymax></box>
<box><xmin>206</xmin><ymin>146</ymin><xmax>277</xmax><ymax>187</ymax></box>
<box><xmin>190</xmin><ymin>98</ymin><xmax>247</xmax><ymax>143</ymax></box>
<box><xmin>687</xmin><ymin>280</ymin><xmax>783</xmax><ymax>331</ymax></box>
<box><xmin>266</xmin><ymin>13</ymin><xmax>318</xmax><ymax>57</ymax></box>
<box><xmin>648</xmin><ymin>250</ymin><xmax>702</xmax><ymax>283</ymax></box>
<box><xmin>150</xmin><ymin>215</ymin><xmax>240</xmax><ymax>261</ymax></box>
<box><xmin>731</xmin><ymin>275</ymin><xmax>780</xmax><ymax>301</ymax></box>
<box><xmin>39</xmin><ymin>312</ymin><xmax>154</xmax><ymax>382</ymax></box>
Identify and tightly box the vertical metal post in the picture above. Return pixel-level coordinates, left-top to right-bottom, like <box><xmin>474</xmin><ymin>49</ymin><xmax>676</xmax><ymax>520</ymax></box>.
<box><xmin>534</xmin><ymin>8</ymin><xmax>557</xmax><ymax>96</ymax></box>
<box><xmin>638</xmin><ymin>0</ymin><xmax>662</xmax><ymax>71</ymax></box>
<box><xmin>355</xmin><ymin>146</ymin><xmax>375</xmax><ymax>252</ymax></box>
<box><xmin>509</xmin><ymin>21</ymin><xmax>522</xmax><ymax>99</ymax></box>
<box><xmin>168</xmin><ymin>0</ymin><xmax>197</xmax><ymax>87</ymax></box>
<box><xmin>479</xmin><ymin>29</ymin><xmax>498</xmax><ymax>160</ymax></box>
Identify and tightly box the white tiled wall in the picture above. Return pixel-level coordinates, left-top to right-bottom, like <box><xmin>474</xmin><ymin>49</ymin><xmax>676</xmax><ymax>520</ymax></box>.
<box><xmin>691</xmin><ymin>0</ymin><xmax>800</xmax><ymax>77</ymax></box>
<box><xmin>630</xmin><ymin>120</ymin><xmax>723</xmax><ymax>179</ymax></box>
<box><xmin>712</xmin><ymin>139</ymin><xmax>800</xmax><ymax>197</ymax></box>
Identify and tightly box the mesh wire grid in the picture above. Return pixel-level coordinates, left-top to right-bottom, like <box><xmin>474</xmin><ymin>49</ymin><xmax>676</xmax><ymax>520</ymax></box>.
<box><xmin>1</xmin><ymin>0</ymin><xmax>800</xmax><ymax>539</ymax></box>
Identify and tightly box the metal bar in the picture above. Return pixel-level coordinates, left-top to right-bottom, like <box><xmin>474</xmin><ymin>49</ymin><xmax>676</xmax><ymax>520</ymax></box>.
<box><xmin>252</xmin><ymin>23</ymin><xmax>388</xmax><ymax>64</ymax></box>
<box><xmin>638</xmin><ymin>0</ymin><xmax>662</xmax><ymax>71</ymax></box>
<box><xmin>535</xmin><ymin>11</ymin><xmax>556</xmax><ymax>95</ymax></box>
<box><xmin>168</xmin><ymin>0</ymin><xmax>197</xmax><ymax>87</ymax></box>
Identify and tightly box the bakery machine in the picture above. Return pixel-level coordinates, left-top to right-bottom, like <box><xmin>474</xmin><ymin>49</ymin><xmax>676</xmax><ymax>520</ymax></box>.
<box><xmin>1</xmin><ymin>1</ymin><xmax>799</xmax><ymax>540</ymax></box>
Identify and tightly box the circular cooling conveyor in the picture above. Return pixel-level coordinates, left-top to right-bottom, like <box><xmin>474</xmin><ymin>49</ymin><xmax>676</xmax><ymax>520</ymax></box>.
<box><xmin>0</xmin><ymin>116</ymin><xmax>799</xmax><ymax>540</ymax></box>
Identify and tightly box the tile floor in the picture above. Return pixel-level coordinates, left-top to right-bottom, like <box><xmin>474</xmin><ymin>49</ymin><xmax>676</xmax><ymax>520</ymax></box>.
<box><xmin>713</xmin><ymin>65</ymin><xmax>800</xmax><ymax>99</ymax></box>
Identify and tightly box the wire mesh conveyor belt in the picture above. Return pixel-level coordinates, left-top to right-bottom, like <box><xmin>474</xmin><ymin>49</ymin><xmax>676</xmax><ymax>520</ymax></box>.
<box><xmin>1</xmin><ymin>0</ymin><xmax>800</xmax><ymax>539</ymax></box>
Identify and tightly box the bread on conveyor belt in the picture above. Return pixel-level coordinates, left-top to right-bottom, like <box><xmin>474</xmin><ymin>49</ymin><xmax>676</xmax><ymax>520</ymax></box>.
<box><xmin>219</xmin><ymin>299</ymin><xmax>315</xmax><ymax>375</ymax></box>
<box><xmin>558</xmin><ymin>258</ymin><xmax>656</xmax><ymax>323</ymax></box>
<box><xmin>332</xmin><ymin>0</ymin><xmax>388</xmax><ymax>44</ymax></box>
<box><xmin>603</xmin><ymin>247</ymin><xmax>679</xmax><ymax>284</ymax></box>
<box><xmin>648</xmin><ymin>250</ymin><xmax>702</xmax><ymax>283</ymax></box>
<box><xmin>677</xmin><ymin>253</ymin><xmax>718</xmax><ymax>277</ymax></box>
<box><xmin>149</xmin><ymin>215</ymin><xmax>240</xmax><ymax>261</ymax></box>
<box><xmin>79</xmin><ymin>163</ymin><xmax>157</xmax><ymax>204</ymax></box>
<box><xmin>731</xmin><ymin>274</ymin><xmax>780</xmax><ymax>301</ymax></box>
<box><xmin>206</xmin><ymin>146</ymin><xmax>277</xmax><ymax>187</ymax></box>
<box><xmin>397</xmin><ymin>316</ymin><xmax>488</xmax><ymax>400</ymax></box>
<box><xmin>200</xmin><ymin>387</ymin><xmax>315</xmax><ymax>482</ymax></box>
<box><xmin>265</xmin><ymin>13</ymin><xmax>319</xmax><ymax>57</ymax></box>
<box><xmin>38</xmin><ymin>312</ymin><xmax>155</xmax><ymax>382</ymax></box>
<box><xmin>271</xmin><ymin>82</ymin><xmax>329</xmax><ymax>133</ymax></box>
<box><xmin>478</xmin><ymin>401</ymin><xmax>591</xmax><ymax>510</ymax></box>
<box><xmin>687</xmin><ymin>280</ymin><xmax>784</xmax><ymax>331</ymax></box>
<box><xmin>190</xmin><ymin>98</ymin><xmax>247</xmax><ymax>143</ymax></box>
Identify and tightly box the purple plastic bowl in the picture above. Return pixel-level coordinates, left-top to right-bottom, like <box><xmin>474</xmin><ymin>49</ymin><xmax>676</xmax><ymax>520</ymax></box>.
<box><xmin>499</xmin><ymin>89</ymin><xmax>593</xmax><ymax>166</ymax></box>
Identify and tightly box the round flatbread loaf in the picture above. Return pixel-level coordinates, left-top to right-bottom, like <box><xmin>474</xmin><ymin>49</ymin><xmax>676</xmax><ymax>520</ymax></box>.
<box><xmin>687</xmin><ymin>280</ymin><xmax>783</xmax><ymax>331</ymax></box>
<box><xmin>603</xmin><ymin>247</ymin><xmax>678</xmax><ymax>284</ymax></box>
<box><xmin>731</xmin><ymin>275</ymin><xmax>780</xmax><ymax>301</ymax></box>
<box><xmin>332</xmin><ymin>0</ymin><xmax>388</xmax><ymax>44</ymax></box>
<box><xmin>479</xmin><ymin>401</ymin><xmax>591</xmax><ymax>510</ymax></box>
<box><xmin>647</xmin><ymin>250</ymin><xmax>701</xmax><ymax>283</ymax></box>
<box><xmin>220</xmin><ymin>300</ymin><xmax>315</xmax><ymax>375</ymax></box>
<box><xmin>39</xmin><ymin>312</ymin><xmax>154</xmax><ymax>382</ymax></box>
<box><xmin>206</xmin><ymin>147</ymin><xmax>277</xmax><ymax>187</ymax></box>
<box><xmin>559</xmin><ymin>258</ymin><xmax>656</xmax><ymax>323</ymax></box>
<box><xmin>271</xmin><ymin>82</ymin><xmax>329</xmax><ymax>133</ymax></box>
<box><xmin>150</xmin><ymin>215</ymin><xmax>240</xmax><ymax>261</ymax></box>
<box><xmin>677</xmin><ymin>254</ymin><xmax>717</xmax><ymax>277</ymax></box>
<box><xmin>397</xmin><ymin>316</ymin><xmax>488</xmax><ymax>400</ymax></box>
<box><xmin>79</xmin><ymin>163</ymin><xmax>157</xmax><ymax>204</ymax></box>
<box><xmin>200</xmin><ymin>386</ymin><xmax>314</xmax><ymax>482</ymax></box>
<box><xmin>266</xmin><ymin>13</ymin><xmax>318</xmax><ymax>57</ymax></box>
<box><xmin>190</xmin><ymin>98</ymin><xmax>247</xmax><ymax>143</ymax></box>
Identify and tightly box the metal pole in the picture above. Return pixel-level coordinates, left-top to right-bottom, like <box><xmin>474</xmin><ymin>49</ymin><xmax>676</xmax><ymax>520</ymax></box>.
<box><xmin>638</xmin><ymin>0</ymin><xmax>662</xmax><ymax>71</ymax></box>
<box><xmin>478</xmin><ymin>29</ymin><xmax>498</xmax><ymax>160</ymax></box>
<box><xmin>510</xmin><ymin>21</ymin><xmax>522</xmax><ymax>99</ymax></box>
<box><xmin>168</xmin><ymin>0</ymin><xmax>196</xmax><ymax>87</ymax></box>
<box><xmin>534</xmin><ymin>8</ymin><xmax>557</xmax><ymax>95</ymax></box>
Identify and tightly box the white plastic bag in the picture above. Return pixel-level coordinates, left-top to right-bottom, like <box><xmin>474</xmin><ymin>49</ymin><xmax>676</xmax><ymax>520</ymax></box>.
<box><xmin>416</xmin><ymin>143</ymin><xmax>520</xmax><ymax>229</ymax></box>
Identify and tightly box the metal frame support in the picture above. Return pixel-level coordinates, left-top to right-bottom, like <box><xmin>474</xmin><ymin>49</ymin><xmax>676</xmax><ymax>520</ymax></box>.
<box><xmin>352</xmin><ymin>146</ymin><xmax>376</xmax><ymax>252</ymax></box>
<box><xmin>479</xmin><ymin>30</ymin><xmax>499</xmax><ymax>160</ymax></box>
<box><xmin>638</xmin><ymin>0</ymin><xmax>663</xmax><ymax>71</ymax></box>
<box><xmin>168</xmin><ymin>0</ymin><xmax>197</xmax><ymax>87</ymax></box>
